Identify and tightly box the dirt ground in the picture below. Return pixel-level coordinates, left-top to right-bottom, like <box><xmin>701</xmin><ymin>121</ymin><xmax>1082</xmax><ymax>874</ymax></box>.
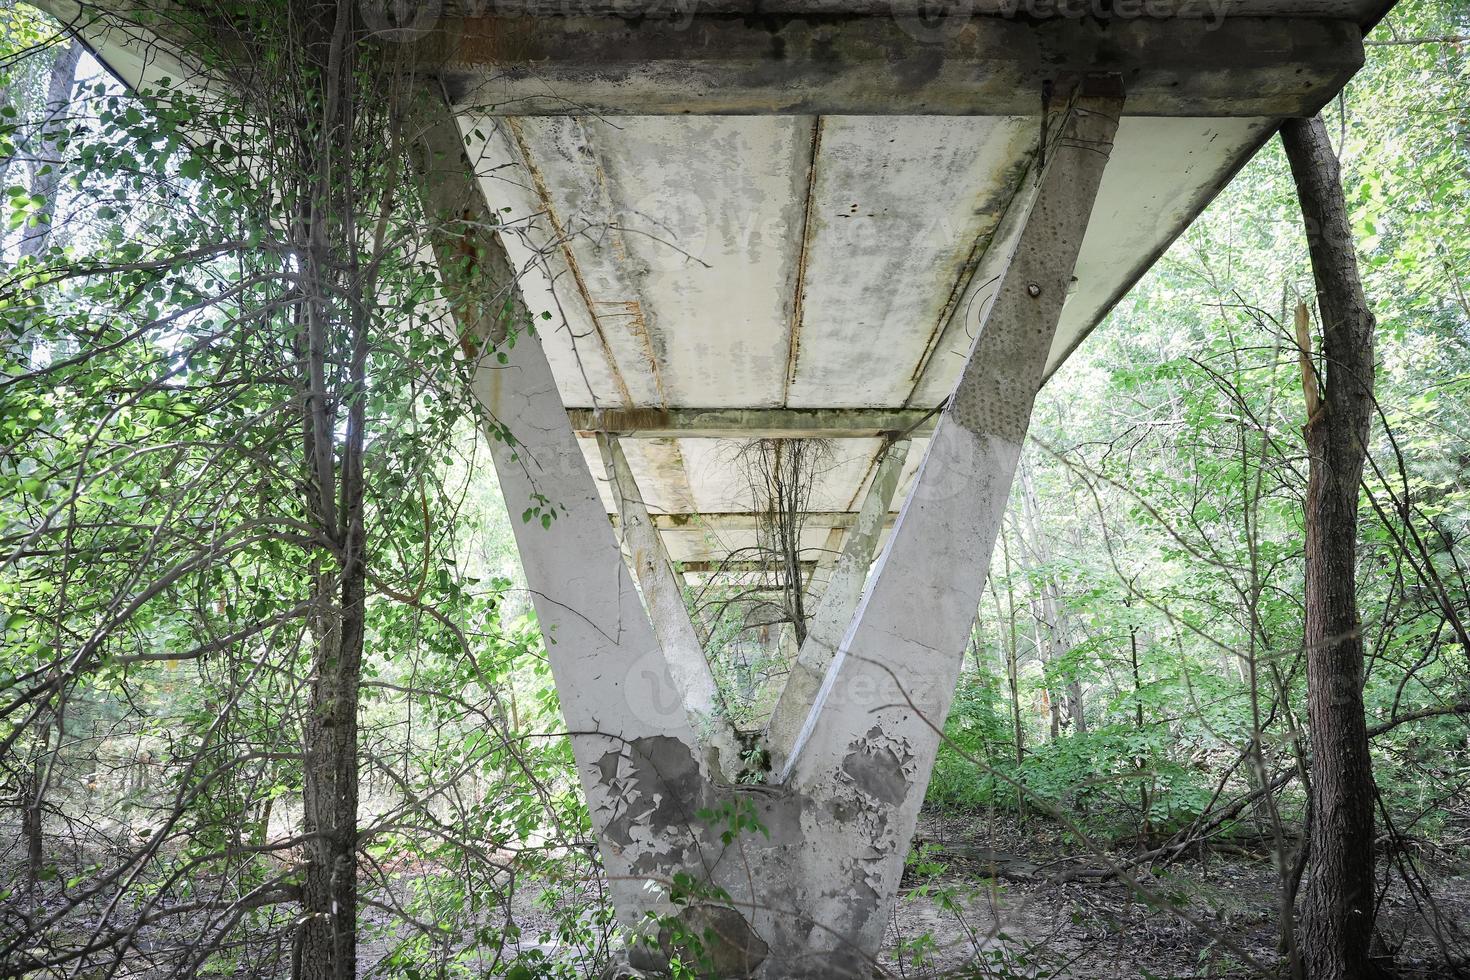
<box><xmin>9</xmin><ymin>804</ymin><xmax>1462</xmax><ymax>978</ymax></box>
<box><xmin>360</xmin><ymin>810</ymin><xmax>1469</xmax><ymax>978</ymax></box>
<box><xmin>878</xmin><ymin>811</ymin><xmax>1470</xmax><ymax>979</ymax></box>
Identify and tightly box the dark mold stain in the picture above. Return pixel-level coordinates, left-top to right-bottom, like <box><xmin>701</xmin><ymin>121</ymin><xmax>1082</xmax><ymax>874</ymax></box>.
<box><xmin>841</xmin><ymin>746</ymin><xmax>907</xmax><ymax>807</ymax></box>
<box><xmin>840</xmin><ymin>726</ymin><xmax>913</xmax><ymax>807</ymax></box>
<box><xmin>635</xmin><ymin>903</ymin><xmax>771</xmax><ymax>978</ymax></box>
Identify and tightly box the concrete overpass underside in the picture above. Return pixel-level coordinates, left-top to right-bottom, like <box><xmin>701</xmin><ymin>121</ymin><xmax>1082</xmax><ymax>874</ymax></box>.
<box><xmin>53</xmin><ymin>1</ymin><xmax>1389</xmax><ymax>974</ymax></box>
<box><xmin>57</xmin><ymin>0</ymin><xmax>1383</xmax><ymax>634</ymax></box>
<box><xmin>446</xmin><ymin>6</ymin><xmax>1371</xmax><ymax>576</ymax></box>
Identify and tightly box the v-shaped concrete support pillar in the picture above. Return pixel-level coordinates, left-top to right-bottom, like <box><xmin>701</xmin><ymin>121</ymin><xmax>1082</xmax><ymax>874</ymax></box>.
<box><xmin>765</xmin><ymin>439</ymin><xmax>909</xmax><ymax>772</ymax></box>
<box><xmin>411</xmin><ymin>99</ymin><xmax>728</xmax><ymax>935</ymax></box>
<box><xmin>598</xmin><ymin>433</ymin><xmax>745</xmax><ymax>779</ymax></box>
<box><xmin>772</xmin><ymin>81</ymin><xmax>1122</xmax><ymax>969</ymax></box>
<box><xmin>415</xmin><ymin>78</ymin><xmax>1121</xmax><ymax>977</ymax></box>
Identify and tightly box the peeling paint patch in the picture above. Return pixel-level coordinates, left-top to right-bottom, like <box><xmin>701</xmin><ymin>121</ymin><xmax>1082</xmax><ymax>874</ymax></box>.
<box><xmin>595</xmin><ymin>735</ymin><xmax>705</xmax><ymax>876</ymax></box>
<box><xmin>841</xmin><ymin>734</ymin><xmax>912</xmax><ymax>809</ymax></box>
<box><xmin>839</xmin><ymin>724</ymin><xmax>915</xmax><ymax>807</ymax></box>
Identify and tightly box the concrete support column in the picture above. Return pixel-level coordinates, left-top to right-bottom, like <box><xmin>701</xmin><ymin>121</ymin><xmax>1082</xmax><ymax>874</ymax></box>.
<box><xmin>765</xmin><ymin>440</ymin><xmax>909</xmax><ymax>772</ymax></box>
<box><xmin>778</xmin><ymin>79</ymin><xmax>1123</xmax><ymax>970</ymax></box>
<box><xmin>598</xmin><ymin>433</ymin><xmax>745</xmax><ymax>778</ymax></box>
<box><xmin>412</xmin><ymin>101</ymin><xmax>708</xmax><ymax>933</ymax></box>
<box><xmin>417</xmin><ymin>78</ymin><xmax>1120</xmax><ymax>978</ymax></box>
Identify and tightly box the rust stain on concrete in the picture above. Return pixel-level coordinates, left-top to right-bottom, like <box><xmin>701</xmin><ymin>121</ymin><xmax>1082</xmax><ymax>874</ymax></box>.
<box><xmin>506</xmin><ymin>117</ymin><xmax>634</xmax><ymax>407</ymax></box>
<box><xmin>782</xmin><ymin>116</ymin><xmax>823</xmax><ymax>406</ymax></box>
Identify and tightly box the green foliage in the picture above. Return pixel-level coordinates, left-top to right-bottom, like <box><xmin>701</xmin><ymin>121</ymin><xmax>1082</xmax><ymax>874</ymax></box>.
<box><xmin>0</xmin><ymin>5</ymin><xmax>598</xmax><ymax>976</ymax></box>
<box><xmin>694</xmin><ymin>797</ymin><xmax>769</xmax><ymax>846</ymax></box>
<box><xmin>925</xmin><ymin>0</ymin><xmax>1470</xmax><ymax>859</ymax></box>
<box><xmin>929</xmin><ymin>671</ymin><xmax>1016</xmax><ymax>808</ymax></box>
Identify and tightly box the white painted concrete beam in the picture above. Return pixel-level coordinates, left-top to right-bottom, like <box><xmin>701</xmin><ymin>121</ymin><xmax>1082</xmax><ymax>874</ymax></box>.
<box><xmin>413</xmin><ymin>99</ymin><xmax>702</xmax><ymax>932</ymax></box>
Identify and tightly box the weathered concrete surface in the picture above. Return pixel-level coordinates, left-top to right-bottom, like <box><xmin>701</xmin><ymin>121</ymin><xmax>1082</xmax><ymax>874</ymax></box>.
<box><xmin>430</xmin><ymin>13</ymin><xmax>1360</xmax><ymax>116</ymax></box>
<box><xmin>464</xmin><ymin>106</ymin><xmax>1283</xmax><ymax>573</ymax></box>
<box><xmin>414</xmin><ymin>103</ymin><xmax>717</xmax><ymax>941</ymax></box>
<box><xmin>421</xmin><ymin>0</ymin><xmax>1380</xmax><ymax>580</ymax></box>
<box><xmin>599</xmin><ymin>434</ymin><xmax>746</xmax><ymax>779</ymax></box>
<box><xmin>432</xmin><ymin>82</ymin><xmax>1120</xmax><ymax>978</ymax></box>
<box><xmin>766</xmin><ymin>440</ymin><xmax>909</xmax><ymax>772</ymax></box>
<box><xmin>484</xmin><ymin>83</ymin><xmax>1119</xmax><ymax>979</ymax></box>
<box><xmin>776</xmin><ymin>81</ymin><xmax>1124</xmax><ymax>971</ymax></box>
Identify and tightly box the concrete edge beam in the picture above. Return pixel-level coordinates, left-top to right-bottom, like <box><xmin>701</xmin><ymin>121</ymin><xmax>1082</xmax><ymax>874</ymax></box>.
<box><xmin>610</xmin><ymin>512</ymin><xmax>899</xmax><ymax>530</ymax></box>
<box><xmin>677</xmin><ymin>560</ymin><xmax>819</xmax><ymax>573</ymax></box>
<box><xmin>569</xmin><ymin>407</ymin><xmax>939</xmax><ymax>439</ymax></box>
<box><xmin>430</xmin><ymin>14</ymin><xmax>1363</xmax><ymax>117</ymax></box>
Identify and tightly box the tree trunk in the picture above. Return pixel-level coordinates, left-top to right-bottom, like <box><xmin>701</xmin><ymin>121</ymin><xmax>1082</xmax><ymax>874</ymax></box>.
<box><xmin>298</xmin><ymin>560</ymin><xmax>364</xmax><ymax>980</ymax></box>
<box><xmin>1280</xmin><ymin>115</ymin><xmax>1381</xmax><ymax>980</ymax></box>
<box><xmin>21</xmin><ymin>719</ymin><xmax>53</xmax><ymax>906</ymax></box>
<box><xmin>1126</xmin><ymin>613</ymin><xmax>1154</xmax><ymax>844</ymax></box>
<box><xmin>1018</xmin><ymin>465</ymin><xmax>1080</xmax><ymax>734</ymax></box>
<box><xmin>18</xmin><ymin>41</ymin><xmax>81</xmax><ymax>262</ymax></box>
<box><xmin>994</xmin><ymin>537</ymin><xmax>1027</xmax><ymax>820</ymax></box>
<box><xmin>1065</xmin><ymin>677</ymin><xmax>1087</xmax><ymax>735</ymax></box>
<box><xmin>294</xmin><ymin>5</ymin><xmax>368</xmax><ymax>977</ymax></box>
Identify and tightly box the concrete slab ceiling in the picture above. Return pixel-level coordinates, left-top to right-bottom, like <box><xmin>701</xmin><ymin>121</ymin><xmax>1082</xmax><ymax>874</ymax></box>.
<box><xmin>50</xmin><ymin>0</ymin><xmax>1390</xmax><ymax>582</ymax></box>
<box><xmin>442</xmin><ymin>0</ymin><xmax>1384</xmax><ymax>576</ymax></box>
